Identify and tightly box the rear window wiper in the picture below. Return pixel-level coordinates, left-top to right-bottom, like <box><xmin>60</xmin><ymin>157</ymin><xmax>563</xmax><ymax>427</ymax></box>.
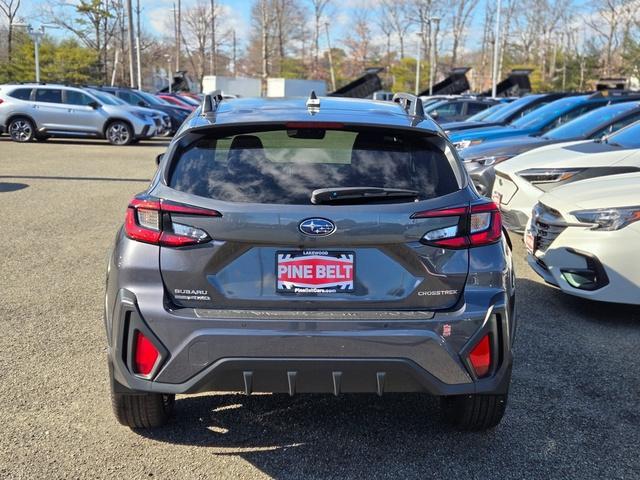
<box><xmin>311</xmin><ymin>187</ymin><xmax>420</xmax><ymax>205</ymax></box>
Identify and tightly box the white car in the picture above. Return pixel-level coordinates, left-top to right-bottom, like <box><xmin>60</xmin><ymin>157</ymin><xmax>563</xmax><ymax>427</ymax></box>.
<box><xmin>492</xmin><ymin>123</ymin><xmax>640</xmax><ymax>232</ymax></box>
<box><xmin>524</xmin><ymin>172</ymin><xmax>640</xmax><ymax>304</ymax></box>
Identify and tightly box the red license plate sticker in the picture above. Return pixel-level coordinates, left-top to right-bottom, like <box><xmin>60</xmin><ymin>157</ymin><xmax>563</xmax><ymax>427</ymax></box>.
<box><xmin>276</xmin><ymin>251</ymin><xmax>354</xmax><ymax>293</ymax></box>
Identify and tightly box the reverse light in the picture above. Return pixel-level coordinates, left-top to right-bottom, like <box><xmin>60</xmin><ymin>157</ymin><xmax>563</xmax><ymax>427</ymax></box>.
<box><xmin>571</xmin><ymin>206</ymin><xmax>640</xmax><ymax>231</ymax></box>
<box><xmin>413</xmin><ymin>203</ymin><xmax>502</xmax><ymax>248</ymax></box>
<box><xmin>469</xmin><ymin>334</ymin><xmax>491</xmax><ymax>378</ymax></box>
<box><xmin>124</xmin><ymin>196</ymin><xmax>221</xmax><ymax>247</ymax></box>
<box><xmin>133</xmin><ymin>330</ymin><xmax>159</xmax><ymax>376</ymax></box>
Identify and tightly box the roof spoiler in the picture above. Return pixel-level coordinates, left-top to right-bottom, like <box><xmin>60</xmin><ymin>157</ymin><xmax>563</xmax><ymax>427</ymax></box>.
<box><xmin>392</xmin><ymin>93</ymin><xmax>425</xmax><ymax>118</ymax></box>
<box><xmin>201</xmin><ymin>90</ymin><xmax>224</xmax><ymax>114</ymax></box>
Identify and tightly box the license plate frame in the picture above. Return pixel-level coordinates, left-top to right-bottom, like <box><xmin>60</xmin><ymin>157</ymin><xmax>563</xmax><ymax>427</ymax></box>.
<box><xmin>276</xmin><ymin>250</ymin><xmax>355</xmax><ymax>294</ymax></box>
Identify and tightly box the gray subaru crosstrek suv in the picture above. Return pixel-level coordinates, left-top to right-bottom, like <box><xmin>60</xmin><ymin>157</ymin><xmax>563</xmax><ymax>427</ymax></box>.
<box><xmin>105</xmin><ymin>93</ymin><xmax>516</xmax><ymax>431</ymax></box>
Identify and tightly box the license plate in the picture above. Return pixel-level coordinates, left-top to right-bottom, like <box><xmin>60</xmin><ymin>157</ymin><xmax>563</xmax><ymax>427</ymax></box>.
<box><xmin>276</xmin><ymin>250</ymin><xmax>354</xmax><ymax>294</ymax></box>
<box><xmin>524</xmin><ymin>229</ymin><xmax>536</xmax><ymax>254</ymax></box>
<box><xmin>492</xmin><ymin>191</ymin><xmax>503</xmax><ymax>206</ymax></box>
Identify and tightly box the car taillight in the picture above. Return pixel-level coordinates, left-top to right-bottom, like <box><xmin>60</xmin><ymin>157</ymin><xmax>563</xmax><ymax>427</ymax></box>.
<box><xmin>468</xmin><ymin>334</ymin><xmax>491</xmax><ymax>378</ymax></box>
<box><xmin>133</xmin><ymin>330</ymin><xmax>159</xmax><ymax>375</ymax></box>
<box><xmin>412</xmin><ymin>202</ymin><xmax>502</xmax><ymax>248</ymax></box>
<box><xmin>124</xmin><ymin>196</ymin><xmax>221</xmax><ymax>247</ymax></box>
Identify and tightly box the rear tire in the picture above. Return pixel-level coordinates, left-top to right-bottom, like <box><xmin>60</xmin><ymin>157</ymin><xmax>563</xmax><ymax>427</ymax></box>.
<box><xmin>111</xmin><ymin>389</ymin><xmax>175</xmax><ymax>428</ymax></box>
<box><xmin>440</xmin><ymin>393</ymin><xmax>507</xmax><ymax>430</ymax></box>
<box><xmin>105</xmin><ymin>120</ymin><xmax>134</xmax><ymax>145</ymax></box>
<box><xmin>8</xmin><ymin>117</ymin><xmax>36</xmax><ymax>142</ymax></box>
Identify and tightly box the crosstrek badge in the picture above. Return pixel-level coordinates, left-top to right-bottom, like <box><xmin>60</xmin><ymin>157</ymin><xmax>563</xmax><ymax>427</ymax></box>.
<box><xmin>277</xmin><ymin>251</ymin><xmax>354</xmax><ymax>293</ymax></box>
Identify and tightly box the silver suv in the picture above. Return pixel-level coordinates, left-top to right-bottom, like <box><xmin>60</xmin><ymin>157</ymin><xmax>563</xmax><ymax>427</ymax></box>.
<box><xmin>0</xmin><ymin>84</ymin><xmax>170</xmax><ymax>145</ymax></box>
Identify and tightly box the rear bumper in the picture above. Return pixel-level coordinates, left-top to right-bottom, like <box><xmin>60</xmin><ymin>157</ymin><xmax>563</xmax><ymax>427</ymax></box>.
<box><xmin>107</xmin><ymin>288</ymin><xmax>514</xmax><ymax>397</ymax></box>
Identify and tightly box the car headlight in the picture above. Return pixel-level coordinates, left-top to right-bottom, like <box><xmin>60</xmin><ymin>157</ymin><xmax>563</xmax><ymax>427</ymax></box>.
<box><xmin>453</xmin><ymin>139</ymin><xmax>483</xmax><ymax>150</ymax></box>
<box><xmin>571</xmin><ymin>206</ymin><xmax>640</xmax><ymax>231</ymax></box>
<box><xmin>466</xmin><ymin>155</ymin><xmax>514</xmax><ymax>166</ymax></box>
<box><xmin>517</xmin><ymin>168</ymin><xmax>584</xmax><ymax>189</ymax></box>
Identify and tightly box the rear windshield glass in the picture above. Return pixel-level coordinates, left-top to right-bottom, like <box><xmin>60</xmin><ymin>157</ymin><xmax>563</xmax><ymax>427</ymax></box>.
<box><xmin>169</xmin><ymin>127</ymin><xmax>460</xmax><ymax>205</ymax></box>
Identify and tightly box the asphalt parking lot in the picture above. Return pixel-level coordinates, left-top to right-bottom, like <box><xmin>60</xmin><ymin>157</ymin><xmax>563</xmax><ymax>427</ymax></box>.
<box><xmin>1</xmin><ymin>136</ymin><xmax>639</xmax><ymax>479</ymax></box>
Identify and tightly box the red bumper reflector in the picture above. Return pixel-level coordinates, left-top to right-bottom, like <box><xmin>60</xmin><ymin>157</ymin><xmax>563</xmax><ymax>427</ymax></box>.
<box><xmin>469</xmin><ymin>334</ymin><xmax>491</xmax><ymax>378</ymax></box>
<box><xmin>133</xmin><ymin>331</ymin><xmax>159</xmax><ymax>376</ymax></box>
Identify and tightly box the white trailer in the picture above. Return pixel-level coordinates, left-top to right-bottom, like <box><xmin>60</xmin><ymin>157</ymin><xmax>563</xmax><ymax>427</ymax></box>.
<box><xmin>201</xmin><ymin>76</ymin><xmax>261</xmax><ymax>97</ymax></box>
<box><xmin>267</xmin><ymin>78</ymin><xmax>327</xmax><ymax>97</ymax></box>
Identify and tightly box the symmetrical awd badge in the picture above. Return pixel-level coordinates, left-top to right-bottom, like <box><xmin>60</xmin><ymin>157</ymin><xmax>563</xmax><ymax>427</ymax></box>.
<box><xmin>299</xmin><ymin>218</ymin><xmax>336</xmax><ymax>236</ymax></box>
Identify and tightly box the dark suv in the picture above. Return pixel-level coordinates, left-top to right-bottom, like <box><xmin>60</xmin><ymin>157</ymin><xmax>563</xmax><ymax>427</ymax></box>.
<box><xmin>105</xmin><ymin>93</ymin><xmax>516</xmax><ymax>431</ymax></box>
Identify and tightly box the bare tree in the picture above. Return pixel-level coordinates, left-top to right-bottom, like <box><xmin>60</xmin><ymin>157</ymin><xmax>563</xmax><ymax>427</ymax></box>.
<box><xmin>183</xmin><ymin>1</ymin><xmax>210</xmax><ymax>88</ymax></box>
<box><xmin>382</xmin><ymin>0</ymin><xmax>411</xmax><ymax>59</ymax></box>
<box><xmin>309</xmin><ymin>0</ymin><xmax>329</xmax><ymax>75</ymax></box>
<box><xmin>586</xmin><ymin>0</ymin><xmax>627</xmax><ymax>76</ymax></box>
<box><xmin>0</xmin><ymin>0</ymin><xmax>21</xmax><ymax>61</ymax></box>
<box><xmin>449</xmin><ymin>0</ymin><xmax>479</xmax><ymax>68</ymax></box>
<box><xmin>342</xmin><ymin>9</ymin><xmax>377</xmax><ymax>76</ymax></box>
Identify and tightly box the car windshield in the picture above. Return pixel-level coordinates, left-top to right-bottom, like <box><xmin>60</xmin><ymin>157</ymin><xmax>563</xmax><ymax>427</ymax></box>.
<box><xmin>510</xmin><ymin>96</ymin><xmax>588</xmax><ymax>130</ymax></box>
<box><xmin>604</xmin><ymin>121</ymin><xmax>640</xmax><ymax>148</ymax></box>
<box><xmin>169</xmin><ymin>126</ymin><xmax>460</xmax><ymax>205</ymax></box>
<box><xmin>545</xmin><ymin>102</ymin><xmax>638</xmax><ymax>140</ymax></box>
<box><xmin>136</xmin><ymin>90</ymin><xmax>170</xmax><ymax>106</ymax></box>
<box><xmin>177</xmin><ymin>95</ymin><xmax>199</xmax><ymax>106</ymax></box>
<box><xmin>483</xmin><ymin>95</ymin><xmax>542</xmax><ymax>122</ymax></box>
<box><xmin>424</xmin><ymin>100</ymin><xmax>450</xmax><ymax>113</ymax></box>
<box><xmin>88</xmin><ymin>89</ymin><xmax>126</xmax><ymax>106</ymax></box>
<box><xmin>466</xmin><ymin>103</ymin><xmax>505</xmax><ymax>121</ymax></box>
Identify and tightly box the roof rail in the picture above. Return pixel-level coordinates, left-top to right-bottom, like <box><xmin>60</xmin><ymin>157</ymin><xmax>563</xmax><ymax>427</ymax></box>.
<box><xmin>201</xmin><ymin>90</ymin><xmax>223</xmax><ymax>114</ymax></box>
<box><xmin>392</xmin><ymin>92</ymin><xmax>425</xmax><ymax>118</ymax></box>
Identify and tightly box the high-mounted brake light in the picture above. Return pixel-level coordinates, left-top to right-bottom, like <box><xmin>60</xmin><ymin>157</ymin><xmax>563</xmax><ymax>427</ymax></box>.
<box><xmin>413</xmin><ymin>202</ymin><xmax>502</xmax><ymax>248</ymax></box>
<box><xmin>133</xmin><ymin>330</ymin><xmax>159</xmax><ymax>376</ymax></box>
<box><xmin>285</xmin><ymin>122</ymin><xmax>344</xmax><ymax>129</ymax></box>
<box><xmin>124</xmin><ymin>196</ymin><xmax>221</xmax><ymax>247</ymax></box>
<box><xmin>468</xmin><ymin>334</ymin><xmax>491</xmax><ymax>378</ymax></box>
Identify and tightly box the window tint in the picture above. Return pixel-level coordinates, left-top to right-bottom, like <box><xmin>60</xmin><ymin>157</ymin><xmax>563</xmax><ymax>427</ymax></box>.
<box><xmin>35</xmin><ymin>89</ymin><xmax>62</xmax><ymax>104</ymax></box>
<box><xmin>65</xmin><ymin>90</ymin><xmax>93</xmax><ymax>106</ymax></box>
<box><xmin>118</xmin><ymin>91</ymin><xmax>138</xmax><ymax>104</ymax></box>
<box><xmin>9</xmin><ymin>88</ymin><xmax>32</xmax><ymax>100</ymax></box>
<box><xmin>466</xmin><ymin>102</ymin><xmax>489</xmax><ymax>115</ymax></box>
<box><xmin>511</xmin><ymin>96</ymin><xmax>588</xmax><ymax>130</ymax></box>
<box><xmin>432</xmin><ymin>102</ymin><xmax>463</xmax><ymax>116</ymax></box>
<box><xmin>169</xmin><ymin>127</ymin><xmax>459</xmax><ymax>205</ymax></box>
<box><xmin>546</xmin><ymin>102</ymin><xmax>638</xmax><ymax>140</ymax></box>
<box><xmin>542</xmin><ymin>104</ymin><xmax>601</xmax><ymax>132</ymax></box>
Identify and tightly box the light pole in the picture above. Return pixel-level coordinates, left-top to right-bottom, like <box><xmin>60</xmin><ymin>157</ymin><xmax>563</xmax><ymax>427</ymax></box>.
<box><xmin>491</xmin><ymin>0</ymin><xmax>502</xmax><ymax>98</ymax></box>
<box><xmin>429</xmin><ymin>17</ymin><xmax>440</xmax><ymax>96</ymax></box>
<box><xmin>165</xmin><ymin>55</ymin><xmax>173</xmax><ymax>93</ymax></box>
<box><xmin>414</xmin><ymin>33</ymin><xmax>421</xmax><ymax>95</ymax></box>
<box><xmin>324</xmin><ymin>22</ymin><xmax>336</xmax><ymax>91</ymax></box>
<box><xmin>12</xmin><ymin>23</ymin><xmax>59</xmax><ymax>83</ymax></box>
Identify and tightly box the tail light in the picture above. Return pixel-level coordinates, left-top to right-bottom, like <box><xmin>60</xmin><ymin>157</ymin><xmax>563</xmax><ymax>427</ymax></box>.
<box><xmin>468</xmin><ymin>334</ymin><xmax>491</xmax><ymax>378</ymax></box>
<box><xmin>412</xmin><ymin>202</ymin><xmax>502</xmax><ymax>248</ymax></box>
<box><xmin>124</xmin><ymin>196</ymin><xmax>221</xmax><ymax>247</ymax></box>
<box><xmin>133</xmin><ymin>330</ymin><xmax>159</xmax><ymax>376</ymax></box>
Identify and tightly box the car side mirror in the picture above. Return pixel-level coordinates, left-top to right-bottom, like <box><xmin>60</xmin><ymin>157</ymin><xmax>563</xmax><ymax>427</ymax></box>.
<box><xmin>155</xmin><ymin>153</ymin><xmax>163</xmax><ymax>165</ymax></box>
<box><xmin>88</xmin><ymin>101</ymin><xmax>100</xmax><ymax>109</ymax></box>
<box><xmin>138</xmin><ymin>100</ymin><xmax>147</xmax><ymax>107</ymax></box>
<box><xmin>430</xmin><ymin>110</ymin><xmax>439</xmax><ymax>119</ymax></box>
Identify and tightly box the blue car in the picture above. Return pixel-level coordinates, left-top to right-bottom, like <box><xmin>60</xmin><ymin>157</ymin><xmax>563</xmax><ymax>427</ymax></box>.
<box><xmin>449</xmin><ymin>93</ymin><xmax>640</xmax><ymax>150</ymax></box>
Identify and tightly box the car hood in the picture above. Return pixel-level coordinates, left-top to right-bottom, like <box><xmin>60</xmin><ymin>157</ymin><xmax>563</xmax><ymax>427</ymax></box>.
<box><xmin>496</xmin><ymin>140</ymin><xmax>640</xmax><ymax>175</ymax></box>
<box><xmin>541</xmin><ymin>172</ymin><xmax>640</xmax><ymax>212</ymax></box>
<box><xmin>461</xmin><ymin>135</ymin><xmax>552</xmax><ymax>160</ymax></box>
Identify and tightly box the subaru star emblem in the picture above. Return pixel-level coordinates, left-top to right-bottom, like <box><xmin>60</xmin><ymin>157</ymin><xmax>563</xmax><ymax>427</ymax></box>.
<box><xmin>299</xmin><ymin>218</ymin><xmax>336</xmax><ymax>236</ymax></box>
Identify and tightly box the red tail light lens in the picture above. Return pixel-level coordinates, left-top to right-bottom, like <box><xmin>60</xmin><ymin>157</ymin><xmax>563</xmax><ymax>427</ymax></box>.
<box><xmin>413</xmin><ymin>202</ymin><xmax>502</xmax><ymax>249</ymax></box>
<box><xmin>124</xmin><ymin>196</ymin><xmax>221</xmax><ymax>247</ymax></box>
<box><xmin>133</xmin><ymin>330</ymin><xmax>159</xmax><ymax>375</ymax></box>
<box><xmin>469</xmin><ymin>334</ymin><xmax>491</xmax><ymax>378</ymax></box>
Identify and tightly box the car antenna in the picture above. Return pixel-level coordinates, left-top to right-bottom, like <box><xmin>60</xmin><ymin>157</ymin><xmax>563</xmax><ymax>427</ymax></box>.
<box><xmin>306</xmin><ymin>90</ymin><xmax>320</xmax><ymax>109</ymax></box>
